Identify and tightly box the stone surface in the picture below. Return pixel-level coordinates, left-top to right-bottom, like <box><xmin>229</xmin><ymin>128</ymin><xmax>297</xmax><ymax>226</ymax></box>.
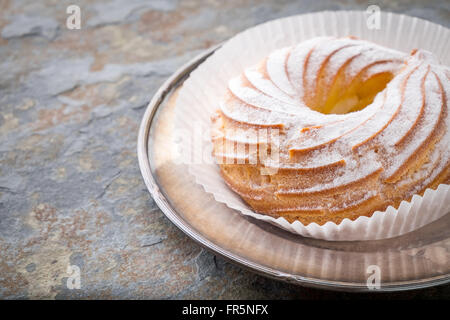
<box><xmin>0</xmin><ymin>0</ymin><xmax>449</xmax><ymax>299</ymax></box>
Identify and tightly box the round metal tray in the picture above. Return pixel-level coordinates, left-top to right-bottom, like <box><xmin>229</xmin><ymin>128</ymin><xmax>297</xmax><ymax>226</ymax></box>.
<box><xmin>137</xmin><ymin>46</ymin><xmax>450</xmax><ymax>292</ymax></box>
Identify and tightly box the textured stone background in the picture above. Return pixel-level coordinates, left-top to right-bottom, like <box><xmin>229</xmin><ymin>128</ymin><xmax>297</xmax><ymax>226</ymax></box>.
<box><xmin>0</xmin><ymin>0</ymin><xmax>449</xmax><ymax>299</ymax></box>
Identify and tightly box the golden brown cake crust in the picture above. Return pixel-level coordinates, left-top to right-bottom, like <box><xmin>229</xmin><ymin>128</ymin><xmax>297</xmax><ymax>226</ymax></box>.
<box><xmin>211</xmin><ymin>37</ymin><xmax>450</xmax><ymax>225</ymax></box>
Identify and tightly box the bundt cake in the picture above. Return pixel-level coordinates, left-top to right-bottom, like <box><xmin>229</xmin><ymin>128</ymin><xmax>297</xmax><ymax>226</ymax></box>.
<box><xmin>211</xmin><ymin>36</ymin><xmax>450</xmax><ymax>225</ymax></box>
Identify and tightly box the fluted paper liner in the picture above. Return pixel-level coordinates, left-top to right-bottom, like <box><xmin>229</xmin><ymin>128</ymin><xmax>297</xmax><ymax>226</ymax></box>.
<box><xmin>174</xmin><ymin>11</ymin><xmax>450</xmax><ymax>240</ymax></box>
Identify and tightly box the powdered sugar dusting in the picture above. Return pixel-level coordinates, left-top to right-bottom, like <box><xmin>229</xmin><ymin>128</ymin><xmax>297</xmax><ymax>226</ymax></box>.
<box><xmin>215</xmin><ymin>37</ymin><xmax>449</xmax><ymax>210</ymax></box>
<box><xmin>266</xmin><ymin>47</ymin><xmax>296</xmax><ymax>96</ymax></box>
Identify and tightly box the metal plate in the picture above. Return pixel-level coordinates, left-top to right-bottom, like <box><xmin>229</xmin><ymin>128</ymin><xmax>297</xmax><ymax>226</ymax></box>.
<box><xmin>137</xmin><ymin>46</ymin><xmax>450</xmax><ymax>292</ymax></box>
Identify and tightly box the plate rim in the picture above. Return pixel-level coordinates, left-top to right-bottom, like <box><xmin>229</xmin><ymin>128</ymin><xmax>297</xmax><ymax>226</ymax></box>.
<box><xmin>137</xmin><ymin>19</ymin><xmax>450</xmax><ymax>292</ymax></box>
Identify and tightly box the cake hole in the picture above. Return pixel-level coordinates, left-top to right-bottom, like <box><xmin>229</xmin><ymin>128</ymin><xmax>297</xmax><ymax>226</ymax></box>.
<box><xmin>306</xmin><ymin>72</ymin><xmax>394</xmax><ymax>115</ymax></box>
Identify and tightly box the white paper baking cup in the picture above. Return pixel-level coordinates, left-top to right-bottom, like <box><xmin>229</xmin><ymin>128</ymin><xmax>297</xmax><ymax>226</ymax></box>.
<box><xmin>174</xmin><ymin>11</ymin><xmax>450</xmax><ymax>241</ymax></box>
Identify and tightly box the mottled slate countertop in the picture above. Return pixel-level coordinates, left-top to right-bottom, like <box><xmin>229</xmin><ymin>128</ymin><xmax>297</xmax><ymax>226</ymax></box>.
<box><xmin>0</xmin><ymin>0</ymin><xmax>449</xmax><ymax>299</ymax></box>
